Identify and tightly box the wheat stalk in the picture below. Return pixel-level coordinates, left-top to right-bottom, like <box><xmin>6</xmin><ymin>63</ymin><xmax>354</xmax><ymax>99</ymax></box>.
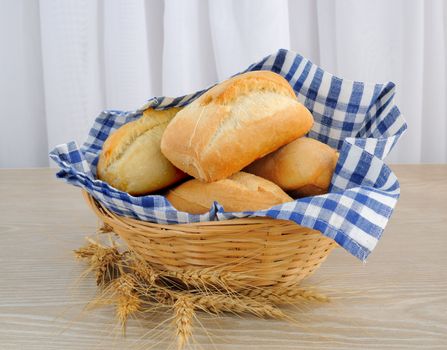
<box><xmin>116</xmin><ymin>293</ymin><xmax>140</xmax><ymax>335</ymax></box>
<box><xmin>163</xmin><ymin>268</ymin><xmax>252</xmax><ymax>293</ymax></box>
<box><xmin>74</xmin><ymin>239</ymin><xmax>123</xmax><ymax>286</ymax></box>
<box><xmin>173</xmin><ymin>296</ymin><xmax>194</xmax><ymax>350</ymax></box>
<box><xmin>191</xmin><ymin>293</ymin><xmax>286</xmax><ymax>319</ymax></box>
<box><xmin>130</xmin><ymin>258</ymin><xmax>158</xmax><ymax>287</ymax></box>
<box><xmin>114</xmin><ymin>273</ymin><xmax>141</xmax><ymax>334</ymax></box>
<box><xmin>75</xmin><ymin>236</ymin><xmax>329</xmax><ymax>348</ymax></box>
<box><xmin>241</xmin><ymin>286</ymin><xmax>329</xmax><ymax>304</ymax></box>
<box><xmin>152</xmin><ymin>288</ymin><xmax>286</xmax><ymax>319</ymax></box>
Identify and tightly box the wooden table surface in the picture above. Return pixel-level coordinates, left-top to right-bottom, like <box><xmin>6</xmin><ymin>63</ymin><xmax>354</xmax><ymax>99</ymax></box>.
<box><xmin>0</xmin><ymin>166</ymin><xmax>446</xmax><ymax>349</ymax></box>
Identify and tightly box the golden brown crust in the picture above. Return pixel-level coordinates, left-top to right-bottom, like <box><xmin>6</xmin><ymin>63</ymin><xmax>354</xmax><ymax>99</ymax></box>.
<box><xmin>97</xmin><ymin>108</ymin><xmax>187</xmax><ymax>195</ymax></box>
<box><xmin>166</xmin><ymin>172</ymin><xmax>292</xmax><ymax>214</ymax></box>
<box><xmin>99</xmin><ymin>108</ymin><xmax>181</xmax><ymax>169</ymax></box>
<box><xmin>199</xmin><ymin>102</ymin><xmax>312</xmax><ymax>181</ymax></box>
<box><xmin>199</xmin><ymin>71</ymin><xmax>296</xmax><ymax>105</ymax></box>
<box><xmin>245</xmin><ymin>137</ymin><xmax>338</xmax><ymax>198</ymax></box>
<box><xmin>160</xmin><ymin>71</ymin><xmax>314</xmax><ymax>182</ymax></box>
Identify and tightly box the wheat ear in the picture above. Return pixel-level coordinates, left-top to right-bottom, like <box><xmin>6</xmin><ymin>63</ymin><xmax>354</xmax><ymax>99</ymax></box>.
<box><xmin>114</xmin><ymin>273</ymin><xmax>141</xmax><ymax>335</ymax></box>
<box><xmin>74</xmin><ymin>238</ymin><xmax>123</xmax><ymax>286</ymax></box>
<box><xmin>241</xmin><ymin>287</ymin><xmax>329</xmax><ymax>304</ymax></box>
<box><xmin>173</xmin><ymin>296</ymin><xmax>194</xmax><ymax>350</ymax></box>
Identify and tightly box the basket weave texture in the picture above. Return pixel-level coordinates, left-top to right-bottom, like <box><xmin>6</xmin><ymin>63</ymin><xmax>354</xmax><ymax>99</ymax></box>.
<box><xmin>83</xmin><ymin>191</ymin><xmax>336</xmax><ymax>290</ymax></box>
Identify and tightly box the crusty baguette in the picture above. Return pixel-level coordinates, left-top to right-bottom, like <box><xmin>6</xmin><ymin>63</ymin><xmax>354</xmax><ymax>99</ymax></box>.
<box><xmin>245</xmin><ymin>137</ymin><xmax>338</xmax><ymax>198</ymax></box>
<box><xmin>160</xmin><ymin>71</ymin><xmax>314</xmax><ymax>182</ymax></box>
<box><xmin>166</xmin><ymin>172</ymin><xmax>292</xmax><ymax>214</ymax></box>
<box><xmin>97</xmin><ymin>108</ymin><xmax>187</xmax><ymax>195</ymax></box>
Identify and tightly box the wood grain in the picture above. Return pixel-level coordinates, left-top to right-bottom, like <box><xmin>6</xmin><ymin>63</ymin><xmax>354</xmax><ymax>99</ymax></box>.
<box><xmin>0</xmin><ymin>166</ymin><xmax>446</xmax><ymax>349</ymax></box>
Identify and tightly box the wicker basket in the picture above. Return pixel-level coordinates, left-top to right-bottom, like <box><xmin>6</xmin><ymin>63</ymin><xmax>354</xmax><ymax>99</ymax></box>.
<box><xmin>83</xmin><ymin>191</ymin><xmax>336</xmax><ymax>290</ymax></box>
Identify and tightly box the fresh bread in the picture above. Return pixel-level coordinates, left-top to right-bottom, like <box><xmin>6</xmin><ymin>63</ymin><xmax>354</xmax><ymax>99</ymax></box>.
<box><xmin>160</xmin><ymin>71</ymin><xmax>314</xmax><ymax>182</ymax></box>
<box><xmin>245</xmin><ymin>137</ymin><xmax>338</xmax><ymax>198</ymax></box>
<box><xmin>166</xmin><ymin>171</ymin><xmax>292</xmax><ymax>214</ymax></box>
<box><xmin>97</xmin><ymin>108</ymin><xmax>187</xmax><ymax>195</ymax></box>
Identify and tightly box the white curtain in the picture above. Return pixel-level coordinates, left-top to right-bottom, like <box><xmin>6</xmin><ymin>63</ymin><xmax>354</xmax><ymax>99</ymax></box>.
<box><xmin>1</xmin><ymin>0</ymin><xmax>446</xmax><ymax>167</ymax></box>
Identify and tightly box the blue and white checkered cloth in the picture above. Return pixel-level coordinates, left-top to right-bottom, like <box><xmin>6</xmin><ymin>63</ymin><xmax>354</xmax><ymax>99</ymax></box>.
<box><xmin>50</xmin><ymin>49</ymin><xmax>407</xmax><ymax>261</ymax></box>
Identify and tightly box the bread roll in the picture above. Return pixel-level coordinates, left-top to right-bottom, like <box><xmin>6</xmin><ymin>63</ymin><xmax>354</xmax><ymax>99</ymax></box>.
<box><xmin>166</xmin><ymin>172</ymin><xmax>292</xmax><ymax>214</ymax></box>
<box><xmin>245</xmin><ymin>137</ymin><xmax>338</xmax><ymax>198</ymax></box>
<box><xmin>97</xmin><ymin>108</ymin><xmax>187</xmax><ymax>195</ymax></box>
<box><xmin>160</xmin><ymin>71</ymin><xmax>314</xmax><ymax>182</ymax></box>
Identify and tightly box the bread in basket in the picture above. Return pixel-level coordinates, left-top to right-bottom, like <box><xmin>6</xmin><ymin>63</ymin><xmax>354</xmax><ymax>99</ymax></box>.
<box><xmin>50</xmin><ymin>49</ymin><xmax>406</xmax><ymax>292</ymax></box>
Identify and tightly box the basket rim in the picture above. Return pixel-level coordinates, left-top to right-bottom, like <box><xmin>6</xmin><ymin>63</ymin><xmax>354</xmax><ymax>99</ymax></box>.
<box><xmin>83</xmin><ymin>190</ymin><xmax>333</xmax><ymax>234</ymax></box>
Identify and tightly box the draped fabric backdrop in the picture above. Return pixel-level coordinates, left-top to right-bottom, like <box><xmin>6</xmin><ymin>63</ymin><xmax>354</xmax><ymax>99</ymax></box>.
<box><xmin>1</xmin><ymin>0</ymin><xmax>446</xmax><ymax>167</ymax></box>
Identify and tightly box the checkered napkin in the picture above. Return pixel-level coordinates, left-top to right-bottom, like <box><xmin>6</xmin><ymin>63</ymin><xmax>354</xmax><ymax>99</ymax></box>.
<box><xmin>50</xmin><ymin>49</ymin><xmax>407</xmax><ymax>261</ymax></box>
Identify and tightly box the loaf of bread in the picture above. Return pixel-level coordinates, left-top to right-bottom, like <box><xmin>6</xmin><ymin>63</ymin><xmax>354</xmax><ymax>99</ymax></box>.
<box><xmin>166</xmin><ymin>171</ymin><xmax>292</xmax><ymax>214</ymax></box>
<box><xmin>245</xmin><ymin>137</ymin><xmax>338</xmax><ymax>198</ymax></box>
<box><xmin>97</xmin><ymin>108</ymin><xmax>187</xmax><ymax>195</ymax></box>
<box><xmin>160</xmin><ymin>71</ymin><xmax>314</xmax><ymax>182</ymax></box>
